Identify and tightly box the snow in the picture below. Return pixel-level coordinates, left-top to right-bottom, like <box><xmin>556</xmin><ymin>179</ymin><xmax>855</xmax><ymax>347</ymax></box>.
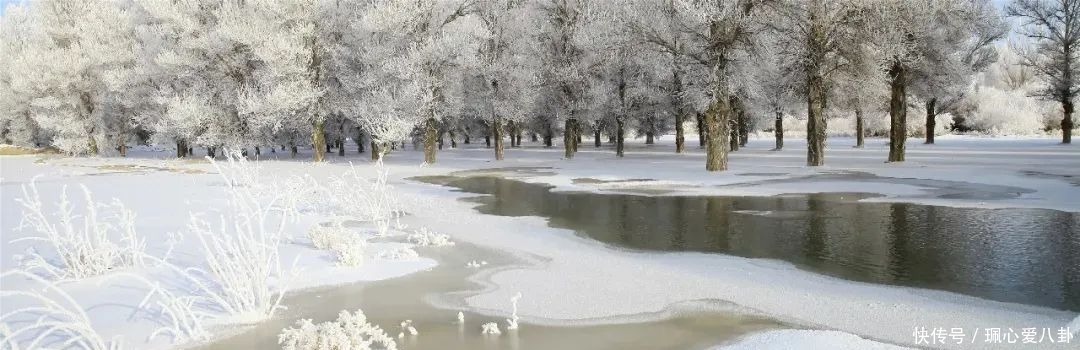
<box><xmin>0</xmin><ymin>154</ymin><xmax>435</xmax><ymax>349</ymax></box>
<box><xmin>2</xmin><ymin>135</ymin><xmax>1077</xmax><ymax>349</ymax></box>
<box><xmin>712</xmin><ymin>330</ymin><xmax>910</xmax><ymax>350</ymax></box>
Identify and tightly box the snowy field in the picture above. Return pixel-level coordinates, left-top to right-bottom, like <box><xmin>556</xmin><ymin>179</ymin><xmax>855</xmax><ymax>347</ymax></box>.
<box><xmin>2</xmin><ymin>135</ymin><xmax>1078</xmax><ymax>349</ymax></box>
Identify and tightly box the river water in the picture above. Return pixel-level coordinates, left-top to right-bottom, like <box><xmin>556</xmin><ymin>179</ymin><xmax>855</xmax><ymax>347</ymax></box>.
<box><xmin>201</xmin><ymin>243</ymin><xmax>783</xmax><ymax>350</ymax></box>
<box><xmin>422</xmin><ymin>175</ymin><xmax>1080</xmax><ymax>312</ymax></box>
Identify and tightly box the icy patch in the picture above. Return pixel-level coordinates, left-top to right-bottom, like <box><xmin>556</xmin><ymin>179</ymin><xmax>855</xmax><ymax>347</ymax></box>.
<box><xmin>713</xmin><ymin>330</ymin><xmax>910</xmax><ymax>350</ymax></box>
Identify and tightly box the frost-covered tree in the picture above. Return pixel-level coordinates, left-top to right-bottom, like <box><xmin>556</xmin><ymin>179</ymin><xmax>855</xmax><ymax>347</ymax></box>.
<box><xmin>831</xmin><ymin>49</ymin><xmax>888</xmax><ymax>148</ymax></box>
<box><xmin>911</xmin><ymin>0</ymin><xmax>1005</xmax><ymax>144</ymax></box>
<box><xmin>625</xmin><ymin>0</ymin><xmax>701</xmax><ymax>153</ymax></box>
<box><xmin>864</xmin><ymin>0</ymin><xmax>1001</xmax><ymax>161</ymax></box>
<box><xmin>1009</xmin><ymin>0</ymin><xmax>1080</xmax><ymax>144</ymax></box>
<box><xmin>11</xmin><ymin>0</ymin><xmax>134</xmax><ymax>155</ymax></box>
<box><xmin>624</xmin><ymin>0</ymin><xmax>767</xmax><ymax>170</ymax></box>
<box><xmin>356</xmin><ymin>0</ymin><xmax>476</xmax><ymax>164</ymax></box>
<box><xmin>752</xmin><ymin>44</ymin><xmax>798</xmax><ymax>151</ymax></box>
<box><xmin>536</xmin><ymin>0</ymin><xmax>594</xmax><ymax>159</ymax></box>
<box><xmin>470</xmin><ymin>0</ymin><xmax>539</xmax><ymax>160</ymax></box>
<box><xmin>0</xmin><ymin>4</ymin><xmax>51</xmax><ymax>147</ymax></box>
<box><xmin>767</xmin><ymin>0</ymin><xmax>864</xmax><ymax>166</ymax></box>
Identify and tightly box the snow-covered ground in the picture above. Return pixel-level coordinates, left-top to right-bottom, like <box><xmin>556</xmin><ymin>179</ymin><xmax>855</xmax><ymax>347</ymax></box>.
<box><xmin>2</xmin><ymin>135</ymin><xmax>1077</xmax><ymax>349</ymax></box>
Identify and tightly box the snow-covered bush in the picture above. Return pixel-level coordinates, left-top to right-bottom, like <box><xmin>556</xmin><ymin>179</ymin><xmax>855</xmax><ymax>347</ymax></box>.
<box><xmin>331</xmin><ymin>239</ymin><xmax>366</xmax><ymax>267</ymax></box>
<box><xmin>480</xmin><ymin>322</ymin><xmax>501</xmax><ymax>335</ymax></box>
<box><xmin>396</xmin><ymin>320</ymin><xmax>418</xmax><ymax>338</ymax></box>
<box><xmin>278</xmin><ymin>309</ymin><xmax>397</xmax><ymax>350</ymax></box>
<box><xmin>325</xmin><ymin>163</ymin><xmax>402</xmax><ymax>237</ymax></box>
<box><xmin>13</xmin><ymin>180</ymin><xmax>144</xmax><ymax>280</ymax></box>
<box><xmin>308</xmin><ymin>223</ymin><xmax>367</xmax><ymax>267</ymax></box>
<box><xmin>0</xmin><ymin>270</ymin><xmax>123</xmax><ymax>350</ymax></box>
<box><xmin>376</xmin><ymin>247</ymin><xmax>419</xmax><ymax>261</ymax></box>
<box><xmin>309</xmin><ymin>223</ymin><xmax>350</xmax><ymax>250</ymax></box>
<box><xmin>406</xmin><ymin>227</ymin><xmax>454</xmax><ymax>247</ymax></box>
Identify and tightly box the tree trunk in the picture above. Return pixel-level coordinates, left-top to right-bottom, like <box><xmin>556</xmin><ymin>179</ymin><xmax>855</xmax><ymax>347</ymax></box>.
<box><xmin>729</xmin><ymin>99</ymin><xmax>740</xmax><ymax>152</ymax></box>
<box><xmin>80</xmin><ymin>93</ymin><xmax>99</xmax><ymax>156</ymax></box>
<box><xmin>494</xmin><ymin>116</ymin><xmax>504</xmax><ymax>161</ymax></box>
<box><xmin>516</xmin><ymin>129</ymin><xmax>523</xmax><ymax>147</ymax></box>
<box><xmin>855</xmin><ymin>107</ymin><xmax>865</xmax><ymax>148</ymax></box>
<box><xmin>543</xmin><ymin>133</ymin><xmax>552</xmax><ymax>147</ymax></box>
<box><xmin>423</xmin><ymin>118</ymin><xmax>437</xmax><ymax>164</ymax></box>
<box><xmin>449</xmin><ymin>129</ymin><xmax>457</xmax><ymax>148</ymax></box>
<box><xmin>357</xmin><ymin>131</ymin><xmax>365</xmax><ymax>153</ymax></box>
<box><xmin>673</xmin><ymin>66</ymin><xmax>686</xmax><ymax>153</ymax></box>
<box><xmin>675</xmin><ymin>112</ymin><xmax>685</xmax><ymax>153</ymax></box>
<box><xmin>888</xmin><ymin>62</ymin><xmax>907</xmax><ymax>162</ymax></box>
<box><xmin>573</xmin><ymin>119</ymin><xmax>581</xmax><ymax>151</ymax></box>
<box><xmin>924</xmin><ymin>98</ymin><xmax>936</xmax><ymax>144</ymax></box>
<box><xmin>645</xmin><ymin>131</ymin><xmax>654</xmax><ymax>144</ymax></box>
<box><xmin>371</xmin><ymin>141</ymin><xmax>380</xmax><ymax>161</ymax></box>
<box><xmin>696</xmin><ymin>112</ymin><xmax>706</xmax><ymax>148</ymax></box>
<box><xmin>739</xmin><ymin>111</ymin><xmax>748</xmax><ymax>147</ymax></box>
<box><xmin>616</xmin><ymin>117</ymin><xmax>625</xmax><ymax>157</ymax></box>
<box><xmin>176</xmin><ymin>140</ymin><xmax>187</xmax><ymax>158</ymax></box>
<box><xmin>464</xmin><ymin>128</ymin><xmax>471</xmax><ymax>144</ymax></box>
<box><xmin>564</xmin><ymin>118</ymin><xmax>576</xmax><ymax>159</ymax></box>
<box><xmin>118</xmin><ymin>141</ymin><xmax>127</xmax><ymax>157</ymax></box>
<box><xmin>313</xmin><ymin>119</ymin><xmax>327</xmax><ymax>162</ymax></box>
<box><xmin>1064</xmin><ymin>100</ymin><xmax>1074</xmax><ymax>144</ymax></box>
<box><xmin>531</xmin><ymin>132</ymin><xmax>538</xmax><ymax>142</ymax></box>
<box><xmin>806</xmin><ymin>74</ymin><xmax>826</xmax><ymax>166</ymax></box>
<box><xmin>594</xmin><ymin>127</ymin><xmax>601</xmax><ymax>147</ymax></box>
<box><xmin>290</xmin><ymin>145</ymin><xmax>298</xmax><ymax>158</ymax></box>
<box><xmin>729</xmin><ymin>125</ymin><xmax>739</xmax><ymax>152</ymax></box>
<box><xmin>704</xmin><ymin>97</ymin><xmax>730</xmax><ymax>171</ymax></box>
<box><xmin>774</xmin><ymin>111</ymin><xmax>783</xmax><ymax>150</ymax></box>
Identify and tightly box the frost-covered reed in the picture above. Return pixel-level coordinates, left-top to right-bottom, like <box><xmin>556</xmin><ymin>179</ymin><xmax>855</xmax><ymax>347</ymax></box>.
<box><xmin>13</xmin><ymin>180</ymin><xmax>145</xmax><ymax>280</ymax></box>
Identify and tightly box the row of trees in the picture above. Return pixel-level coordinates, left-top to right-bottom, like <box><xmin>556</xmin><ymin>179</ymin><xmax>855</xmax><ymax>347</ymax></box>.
<box><xmin>0</xmin><ymin>0</ymin><xmax>1074</xmax><ymax>171</ymax></box>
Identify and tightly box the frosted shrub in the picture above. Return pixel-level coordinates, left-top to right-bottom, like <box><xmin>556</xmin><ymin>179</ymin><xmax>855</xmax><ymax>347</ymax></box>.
<box><xmin>480</xmin><ymin>322</ymin><xmax>501</xmax><ymax>335</ymax></box>
<box><xmin>325</xmin><ymin>163</ymin><xmax>402</xmax><ymax>237</ymax></box>
<box><xmin>331</xmin><ymin>239</ymin><xmax>366</xmax><ymax>267</ymax></box>
<box><xmin>154</xmin><ymin>151</ymin><xmax>292</xmax><ymax>324</ymax></box>
<box><xmin>278</xmin><ymin>309</ymin><xmax>397</xmax><ymax>350</ymax></box>
<box><xmin>396</xmin><ymin>320</ymin><xmax>418</xmax><ymax>338</ymax></box>
<box><xmin>406</xmin><ymin>227</ymin><xmax>454</xmax><ymax>247</ymax></box>
<box><xmin>376</xmin><ymin>247</ymin><xmax>419</xmax><ymax>261</ymax></box>
<box><xmin>308</xmin><ymin>223</ymin><xmax>349</xmax><ymax>250</ymax></box>
<box><xmin>0</xmin><ymin>270</ymin><xmax>122</xmax><ymax>350</ymax></box>
<box><xmin>13</xmin><ymin>180</ymin><xmax>144</xmax><ymax>280</ymax></box>
<box><xmin>308</xmin><ymin>223</ymin><xmax>367</xmax><ymax>267</ymax></box>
